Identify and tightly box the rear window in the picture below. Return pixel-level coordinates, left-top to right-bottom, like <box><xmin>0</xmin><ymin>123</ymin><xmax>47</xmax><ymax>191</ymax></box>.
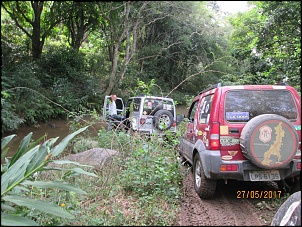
<box><xmin>224</xmin><ymin>90</ymin><xmax>298</xmax><ymax>122</ymax></box>
<box><xmin>143</xmin><ymin>98</ymin><xmax>174</xmax><ymax>116</ymax></box>
<box><xmin>125</xmin><ymin>98</ymin><xmax>141</xmax><ymax>118</ymax></box>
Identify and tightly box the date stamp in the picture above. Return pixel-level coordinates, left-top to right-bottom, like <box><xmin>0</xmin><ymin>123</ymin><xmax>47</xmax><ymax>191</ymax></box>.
<box><xmin>237</xmin><ymin>190</ymin><xmax>282</xmax><ymax>199</ymax></box>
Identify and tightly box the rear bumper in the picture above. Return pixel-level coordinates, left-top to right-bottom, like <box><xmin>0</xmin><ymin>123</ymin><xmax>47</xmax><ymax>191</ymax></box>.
<box><xmin>134</xmin><ymin>127</ymin><xmax>177</xmax><ymax>135</ymax></box>
<box><xmin>200</xmin><ymin>150</ymin><xmax>301</xmax><ymax>181</ymax></box>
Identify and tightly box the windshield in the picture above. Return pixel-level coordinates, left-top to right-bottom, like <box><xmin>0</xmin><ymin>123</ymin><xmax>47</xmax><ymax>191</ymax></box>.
<box><xmin>224</xmin><ymin>90</ymin><xmax>298</xmax><ymax>122</ymax></box>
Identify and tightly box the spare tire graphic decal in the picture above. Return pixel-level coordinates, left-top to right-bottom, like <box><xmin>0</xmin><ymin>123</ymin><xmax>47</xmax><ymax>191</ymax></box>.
<box><xmin>250</xmin><ymin>120</ymin><xmax>296</xmax><ymax>168</ymax></box>
<box><xmin>259</xmin><ymin>125</ymin><xmax>272</xmax><ymax>143</ymax></box>
<box><xmin>261</xmin><ymin>122</ymin><xmax>284</xmax><ymax>165</ymax></box>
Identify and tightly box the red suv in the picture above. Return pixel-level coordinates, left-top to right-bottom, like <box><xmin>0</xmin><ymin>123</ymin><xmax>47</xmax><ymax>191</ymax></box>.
<box><xmin>179</xmin><ymin>83</ymin><xmax>301</xmax><ymax>199</ymax></box>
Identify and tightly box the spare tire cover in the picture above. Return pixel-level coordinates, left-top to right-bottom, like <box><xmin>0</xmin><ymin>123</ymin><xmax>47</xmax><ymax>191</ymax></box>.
<box><xmin>240</xmin><ymin>114</ymin><xmax>298</xmax><ymax>169</ymax></box>
<box><xmin>153</xmin><ymin>109</ymin><xmax>173</xmax><ymax>131</ymax></box>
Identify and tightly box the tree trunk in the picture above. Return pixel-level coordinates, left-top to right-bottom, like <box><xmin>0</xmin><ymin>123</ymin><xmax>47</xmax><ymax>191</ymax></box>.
<box><xmin>103</xmin><ymin>2</ymin><xmax>148</xmax><ymax>95</ymax></box>
<box><xmin>31</xmin><ymin>1</ymin><xmax>44</xmax><ymax>59</ymax></box>
<box><xmin>105</xmin><ymin>43</ymin><xmax>120</xmax><ymax>95</ymax></box>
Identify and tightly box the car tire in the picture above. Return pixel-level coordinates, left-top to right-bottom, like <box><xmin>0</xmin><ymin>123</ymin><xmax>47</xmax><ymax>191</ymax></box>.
<box><xmin>153</xmin><ymin>109</ymin><xmax>174</xmax><ymax>131</ymax></box>
<box><xmin>240</xmin><ymin>114</ymin><xmax>298</xmax><ymax>169</ymax></box>
<box><xmin>193</xmin><ymin>154</ymin><xmax>216</xmax><ymax>199</ymax></box>
<box><xmin>271</xmin><ymin>191</ymin><xmax>301</xmax><ymax>226</ymax></box>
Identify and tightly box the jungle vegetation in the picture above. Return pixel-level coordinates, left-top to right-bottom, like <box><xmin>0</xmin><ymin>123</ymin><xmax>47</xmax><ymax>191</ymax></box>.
<box><xmin>1</xmin><ymin>1</ymin><xmax>300</xmax><ymax>226</ymax></box>
<box><xmin>1</xmin><ymin>1</ymin><xmax>301</xmax><ymax>133</ymax></box>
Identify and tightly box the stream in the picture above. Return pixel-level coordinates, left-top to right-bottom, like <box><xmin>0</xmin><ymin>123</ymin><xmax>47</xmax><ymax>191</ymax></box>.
<box><xmin>1</xmin><ymin>106</ymin><xmax>189</xmax><ymax>159</ymax></box>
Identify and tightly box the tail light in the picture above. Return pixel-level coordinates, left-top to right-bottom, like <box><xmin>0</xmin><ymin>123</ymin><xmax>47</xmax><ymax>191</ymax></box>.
<box><xmin>220</xmin><ymin>164</ymin><xmax>238</xmax><ymax>171</ymax></box>
<box><xmin>172</xmin><ymin>120</ymin><xmax>176</xmax><ymax>127</ymax></box>
<box><xmin>210</xmin><ymin>122</ymin><xmax>220</xmax><ymax>150</ymax></box>
<box><xmin>140</xmin><ymin>118</ymin><xmax>146</xmax><ymax>125</ymax></box>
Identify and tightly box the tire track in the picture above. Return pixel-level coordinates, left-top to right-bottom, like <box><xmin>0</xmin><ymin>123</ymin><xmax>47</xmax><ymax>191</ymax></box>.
<box><xmin>176</xmin><ymin>171</ymin><xmax>263</xmax><ymax>226</ymax></box>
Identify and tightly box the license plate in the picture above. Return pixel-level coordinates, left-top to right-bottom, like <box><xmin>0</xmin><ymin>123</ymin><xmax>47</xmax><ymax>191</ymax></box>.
<box><xmin>249</xmin><ymin>170</ymin><xmax>280</xmax><ymax>181</ymax></box>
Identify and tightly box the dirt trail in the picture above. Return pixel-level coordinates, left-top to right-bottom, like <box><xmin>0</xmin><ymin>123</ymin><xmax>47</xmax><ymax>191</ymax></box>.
<box><xmin>176</xmin><ymin>169</ymin><xmax>283</xmax><ymax>226</ymax></box>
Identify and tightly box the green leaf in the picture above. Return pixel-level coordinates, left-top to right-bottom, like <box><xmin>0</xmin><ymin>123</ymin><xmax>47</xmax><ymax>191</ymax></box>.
<box><xmin>42</xmin><ymin>137</ymin><xmax>59</xmax><ymax>149</ymax></box>
<box><xmin>51</xmin><ymin>126</ymin><xmax>88</xmax><ymax>157</ymax></box>
<box><xmin>1</xmin><ymin>134</ymin><xmax>16</xmax><ymax>150</ymax></box>
<box><xmin>9</xmin><ymin>132</ymin><xmax>33</xmax><ymax>167</ymax></box>
<box><xmin>21</xmin><ymin>180</ymin><xmax>87</xmax><ymax>194</ymax></box>
<box><xmin>1</xmin><ymin>204</ymin><xmax>16</xmax><ymax>212</ymax></box>
<box><xmin>1</xmin><ymin>146</ymin><xmax>39</xmax><ymax>195</ymax></box>
<box><xmin>1</xmin><ymin>134</ymin><xmax>16</xmax><ymax>163</ymax></box>
<box><xmin>2</xmin><ymin>195</ymin><xmax>75</xmax><ymax>219</ymax></box>
<box><xmin>1</xmin><ymin>212</ymin><xmax>39</xmax><ymax>226</ymax></box>
<box><xmin>53</xmin><ymin>159</ymin><xmax>93</xmax><ymax>167</ymax></box>
<box><xmin>1</xmin><ymin>159</ymin><xmax>31</xmax><ymax>195</ymax></box>
<box><xmin>69</xmin><ymin>167</ymin><xmax>98</xmax><ymax>177</ymax></box>
<box><xmin>1</xmin><ymin>147</ymin><xmax>10</xmax><ymax>164</ymax></box>
<box><xmin>24</xmin><ymin>134</ymin><xmax>50</xmax><ymax>157</ymax></box>
<box><xmin>25</xmin><ymin>142</ymin><xmax>48</xmax><ymax>174</ymax></box>
<box><xmin>14</xmin><ymin>185</ymin><xmax>30</xmax><ymax>192</ymax></box>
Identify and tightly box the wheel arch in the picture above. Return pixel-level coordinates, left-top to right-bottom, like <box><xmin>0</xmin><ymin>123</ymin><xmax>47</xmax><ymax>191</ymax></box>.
<box><xmin>194</xmin><ymin>140</ymin><xmax>211</xmax><ymax>178</ymax></box>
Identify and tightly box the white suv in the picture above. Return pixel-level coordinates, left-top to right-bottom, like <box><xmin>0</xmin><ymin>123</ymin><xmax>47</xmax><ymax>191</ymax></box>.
<box><xmin>103</xmin><ymin>95</ymin><xmax>177</xmax><ymax>134</ymax></box>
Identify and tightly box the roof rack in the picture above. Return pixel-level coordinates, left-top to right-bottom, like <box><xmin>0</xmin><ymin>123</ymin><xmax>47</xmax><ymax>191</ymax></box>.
<box><xmin>198</xmin><ymin>83</ymin><xmax>222</xmax><ymax>95</ymax></box>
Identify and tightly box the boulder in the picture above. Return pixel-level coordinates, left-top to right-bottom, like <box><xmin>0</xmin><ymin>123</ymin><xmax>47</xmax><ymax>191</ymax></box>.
<box><xmin>62</xmin><ymin>148</ymin><xmax>119</xmax><ymax>167</ymax></box>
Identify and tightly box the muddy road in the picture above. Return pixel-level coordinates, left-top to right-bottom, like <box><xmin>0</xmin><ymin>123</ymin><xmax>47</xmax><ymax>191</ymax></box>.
<box><xmin>176</xmin><ymin>167</ymin><xmax>285</xmax><ymax>226</ymax></box>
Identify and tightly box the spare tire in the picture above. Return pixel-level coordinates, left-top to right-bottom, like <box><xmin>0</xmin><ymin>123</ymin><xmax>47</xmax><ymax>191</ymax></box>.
<box><xmin>153</xmin><ymin>109</ymin><xmax>174</xmax><ymax>131</ymax></box>
<box><xmin>240</xmin><ymin>114</ymin><xmax>298</xmax><ymax>169</ymax></box>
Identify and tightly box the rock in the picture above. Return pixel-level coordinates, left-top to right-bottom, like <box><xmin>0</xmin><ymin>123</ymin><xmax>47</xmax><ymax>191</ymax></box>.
<box><xmin>62</xmin><ymin>148</ymin><xmax>119</xmax><ymax>167</ymax></box>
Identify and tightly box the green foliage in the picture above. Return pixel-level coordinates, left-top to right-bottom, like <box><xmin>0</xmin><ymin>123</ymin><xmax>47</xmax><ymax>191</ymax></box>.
<box><xmin>1</xmin><ymin>1</ymin><xmax>68</xmax><ymax>59</ymax></box>
<box><xmin>170</xmin><ymin>91</ymin><xmax>195</xmax><ymax>106</ymax></box>
<box><xmin>177</xmin><ymin>118</ymin><xmax>190</xmax><ymax>136</ymax></box>
<box><xmin>1</xmin><ymin>59</ymin><xmax>57</xmax><ymax>127</ymax></box>
<box><xmin>1</xmin><ymin>96</ymin><xmax>24</xmax><ymax>133</ymax></box>
<box><xmin>1</xmin><ymin>43</ymin><xmax>105</xmax><ymax>133</ymax></box>
<box><xmin>1</xmin><ymin>126</ymin><xmax>97</xmax><ymax>226</ymax></box>
<box><xmin>38</xmin><ymin>47</ymin><xmax>87</xmax><ymax>85</ymax></box>
<box><xmin>137</xmin><ymin>1</ymin><xmax>230</xmax><ymax>95</ymax></box>
<box><xmin>1</xmin><ymin>1</ymin><xmax>300</xmax><ymax>134</ymax></box>
<box><xmin>129</xmin><ymin>78</ymin><xmax>162</xmax><ymax>96</ymax></box>
<box><xmin>1</xmin><ymin>113</ymin><xmax>186</xmax><ymax>225</ymax></box>
<box><xmin>39</xmin><ymin>46</ymin><xmax>104</xmax><ymax>112</ymax></box>
<box><xmin>62</xmin><ymin>2</ymin><xmax>100</xmax><ymax>51</ymax></box>
<box><xmin>228</xmin><ymin>1</ymin><xmax>301</xmax><ymax>89</ymax></box>
<box><xmin>119</xmin><ymin>134</ymin><xmax>183</xmax><ymax>201</ymax></box>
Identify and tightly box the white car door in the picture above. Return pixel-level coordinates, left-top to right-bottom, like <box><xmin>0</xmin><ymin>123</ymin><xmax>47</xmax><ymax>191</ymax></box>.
<box><xmin>102</xmin><ymin>96</ymin><xmax>125</xmax><ymax>121</ymax></box>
